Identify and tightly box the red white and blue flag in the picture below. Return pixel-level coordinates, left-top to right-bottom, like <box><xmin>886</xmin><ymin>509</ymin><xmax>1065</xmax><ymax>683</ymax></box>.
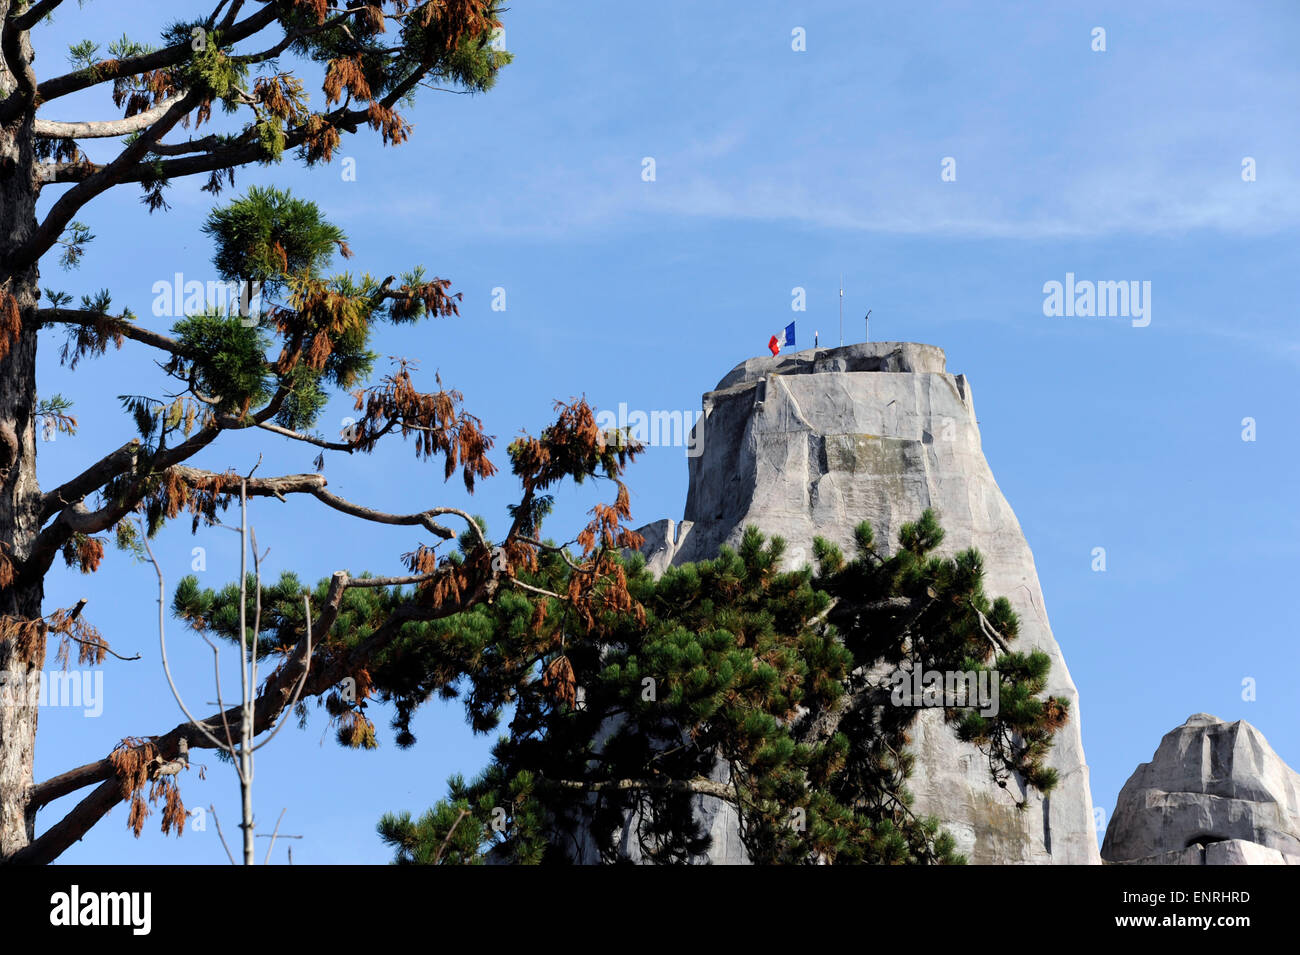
<box><xmin>769</xmin><ymin>322</ymin><xmax>795</xmax><ymax>356</ymax></box>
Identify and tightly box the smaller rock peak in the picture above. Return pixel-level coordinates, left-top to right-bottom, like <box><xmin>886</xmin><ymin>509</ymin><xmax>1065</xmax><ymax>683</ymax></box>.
<box><xmin>1103</xmin><ymin>711</ymin><xmax>1300</xmax><ymax>864</ymax></box>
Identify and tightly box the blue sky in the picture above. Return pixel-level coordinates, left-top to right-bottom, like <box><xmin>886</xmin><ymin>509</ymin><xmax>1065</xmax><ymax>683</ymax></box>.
<box><xmin>28</xmin><ymin>0</ymin><xmax>1300</xmax><ymax>862</ymax></box>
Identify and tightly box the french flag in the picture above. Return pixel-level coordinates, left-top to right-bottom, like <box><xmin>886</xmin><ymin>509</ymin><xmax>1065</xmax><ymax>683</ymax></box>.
<box><xmin>769</xmin><ymin>322</ymin><xmax>795</xmax><ymax>356</ymax></box>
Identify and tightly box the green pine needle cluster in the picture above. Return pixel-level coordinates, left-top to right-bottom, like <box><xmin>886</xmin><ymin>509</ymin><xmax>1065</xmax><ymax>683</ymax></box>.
<box><xmin>350</xmin><ymin>509</ymin><xmax>1071</xmax><ymax>865</ymax></box>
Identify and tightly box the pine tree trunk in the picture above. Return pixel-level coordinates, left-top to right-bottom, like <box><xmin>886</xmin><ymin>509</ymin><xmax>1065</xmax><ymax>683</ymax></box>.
<box><xmin>0</xmin><ymin>3</ymin><xmax>47</xmax><ymax>859</ymax></box>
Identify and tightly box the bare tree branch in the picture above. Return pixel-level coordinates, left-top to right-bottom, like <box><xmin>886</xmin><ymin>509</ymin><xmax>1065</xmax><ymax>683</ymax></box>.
<box><xmin>249</xmin><ymin>592</ymin><xmax>313</xmax><ymax>754</ymax></box>
<box><xmin>32</xmin><ymin>93</ymin><xmax>188</xmax><ymax>139</ymax></box>
<box><xmin>310</xmin><ymin>487</ymin><xmax>457</xmax><ymax>540</ymax></box>
<box><xmin>433</xmin><ymin>808</ymin><xmax>470</xmax><ymax>863</ymax></box>
<box><xmin>171</xmin><ymin>466</ymin><xmax>325</xmax><ymax>501</ymax></box>
<box><xmin>4</xmin><ymin>778</ymin><xmax>121</xmax><ymax>865</ymax></box>
<box><xmin>262</xmin><ymin>808</ymin><xmax>287</xmax><ymax>864</ymax></box>
<box><xmin>256</xmin><ymin>420</ymin><xmax>353</xmax><ymax>451</ymax></box>
<box><xmin>210</xmin><ymin>804</ymin><xmax>237</xmax><ymax>865</ymax></box>
<box><xmin>17</xmin><ymin>88</ymin><xmax>204</xmax><ymax>271</ymax></box>
<box><xmin>54</xmin><ymin>597</ymin><xmax>141</xmax><ymax>662</ymax></box>
<box><xmin>39</xmin><ymin>439</ymin><xmax>140</xmax><ymax>522</ymax></box>
<box><xmin>142</xmin><ymin>521</ymin><xmax>235</xmax><ymax>755</ymax></box>
<box><xmin>146</xmin><ymin>132</ymin><xmax>232</xmax><ymax>157</ymax></box>
<box><xmin>546</xmin><ymin>777</ymin><xmax>738</xmax><ymax>802</ymax></box>
<box><xmin>508</xmin><ymin>578</ymin><xmax>564</xmax><ymax>600</ymax></box>
<box><xmin>169</xmin><ymin>467</ymin><xmax>467</xmax><ymax>542</ymax></box>
<box><xmin>197</xmin><ymin>632</ymin><xmax>238</xmax><ymax>756</ymax></box>
<box><xmin>971</xmin><ymin>601</ymin><xmax>1011</xmax><ymax>655</ymax></box>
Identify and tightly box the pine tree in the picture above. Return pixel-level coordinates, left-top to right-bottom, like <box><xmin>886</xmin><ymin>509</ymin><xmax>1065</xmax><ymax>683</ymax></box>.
<box><xmin>377</xmin><ymin>511</ymin><xmax>1070</xmax><ymax>865</ymax></box>
<box><xmin>0</xmin><ymin>1</ymin><xmax>679</xmax><ymax>864</ymax></box>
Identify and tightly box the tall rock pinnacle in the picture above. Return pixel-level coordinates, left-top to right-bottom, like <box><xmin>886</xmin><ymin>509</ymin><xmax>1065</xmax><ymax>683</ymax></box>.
<box><xmin>633</xmin><ymin>342</ymin><xmax>1101</xmax><ymax>864</ymax></box>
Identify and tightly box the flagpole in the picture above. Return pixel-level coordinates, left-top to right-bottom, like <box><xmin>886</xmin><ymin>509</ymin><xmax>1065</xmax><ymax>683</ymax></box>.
<box><xmin>839</xmin><ymin>275</ymin><xmax>843</xmax><ymax>347</ymax></box>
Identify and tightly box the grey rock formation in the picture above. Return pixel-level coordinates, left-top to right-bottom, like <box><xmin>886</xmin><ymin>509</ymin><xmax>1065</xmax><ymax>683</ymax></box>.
<box><xmin>1102</xmin><ymin>713</ymin><xmax>1300</xmax><ymax>865</ymax></box>
<box><xmin>615</xmin><ymin>342</ymin><xmax>1100</xmax><ymax>864</ymax></box>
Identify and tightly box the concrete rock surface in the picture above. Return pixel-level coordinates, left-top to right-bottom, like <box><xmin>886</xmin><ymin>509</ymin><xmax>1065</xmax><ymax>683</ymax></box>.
<box><xmin>1102</xmin><ymin>713</ymin><xmax>1300</xmax><ymax>864</ymax></box>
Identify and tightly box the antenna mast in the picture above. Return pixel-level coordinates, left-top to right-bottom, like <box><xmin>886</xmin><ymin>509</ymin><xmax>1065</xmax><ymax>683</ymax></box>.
<box><xmin>839</xmin><ymin>275</ymin><xmax>843</xmax><ymax>346</ymax></box>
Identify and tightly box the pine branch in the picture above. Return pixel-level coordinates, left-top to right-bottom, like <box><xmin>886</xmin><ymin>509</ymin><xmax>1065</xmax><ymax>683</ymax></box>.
<box><xmin>15</xmin><ymin>559</ymin><xmax>510</xmax><ymax>864</ymax></box>
<box><xmin>36</xmin><ymin>307</ymin><xmax>185</xmax><ymax>356</ymax></box>
<box><xmin>29</xmin><ymin>367</ymin><xmax>300</xmax><ymax>571</ymax></box>
<box><xmin>100</xmin><ymin>96</ymin><xmax>382</xmax><ymax>187</ymax></box>
<box><xmin>94</xmin><ymin>37</ymin><xmax>434</xmax><ymax>189</ymax></box>
<box><xmin>147</xmin><ymin>132</ymin><xmax>235</xmax><ymax>157</ymax></box>
<box><xmin>29</xmin><ymin>371</ymin><xmax>472</xmax><ymax>582</ymax></box>
<box><xmin>0</xmin><ymin>3</ymin><xmax>279</xmax><ymax>120</ymax></box>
